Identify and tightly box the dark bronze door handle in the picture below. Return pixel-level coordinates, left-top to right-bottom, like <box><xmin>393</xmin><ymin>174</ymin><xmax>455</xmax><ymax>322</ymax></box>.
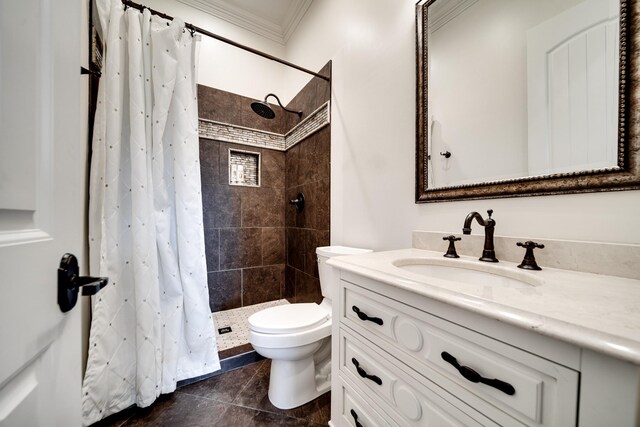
<box><xmin>352</xmin><ymin>305</ymin><xmax>383</xmax><ymax>326</ymax></box>
<box><xmin>351</xmin><ymin>358</ymin><xmax>382</xmax><ymax>386</ymax></box>
<box><xmin>441</xmin><ymin>351</ymin><xmax>515</xmax><ymax>396</ymax></box>
<box><xmin>58</xmin><ymin>253</ymin><xmax>109</xmax><ymax>312</ymax></box>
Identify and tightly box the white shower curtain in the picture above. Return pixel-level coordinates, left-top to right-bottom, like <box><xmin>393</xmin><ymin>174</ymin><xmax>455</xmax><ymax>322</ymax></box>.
<box><xmin>82</xmin><ymin>1</ymin><xmax>219</xmax><ymax>424</ymax></box>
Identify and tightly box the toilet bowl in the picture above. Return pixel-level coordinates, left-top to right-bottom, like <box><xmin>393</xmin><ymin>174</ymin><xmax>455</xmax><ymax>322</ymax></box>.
<box><xmin>248</xmin><ymin>246</ymin><xmax>372</xmax><ymax>409</ymax></box>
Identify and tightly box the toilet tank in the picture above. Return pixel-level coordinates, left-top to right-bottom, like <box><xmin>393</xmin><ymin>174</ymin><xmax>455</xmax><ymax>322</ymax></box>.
<box><xmin>316</xmin><ymin>246</ymin><xmax>372</xmax><ymax>302</ymax></box>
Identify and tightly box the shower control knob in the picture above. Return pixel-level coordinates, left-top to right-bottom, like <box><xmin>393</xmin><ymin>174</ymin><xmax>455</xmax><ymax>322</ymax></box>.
<box><xmin>289</xmin><ymin>193</ymin><xmax>305</xmax><ymax>212</ymax></box>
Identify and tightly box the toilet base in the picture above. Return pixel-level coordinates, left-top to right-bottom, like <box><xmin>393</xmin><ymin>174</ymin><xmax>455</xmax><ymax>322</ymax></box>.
<box><xmin>266</xmin><ymin>338</ymin><xmax>331</xmax><ymax>409</ymax></box>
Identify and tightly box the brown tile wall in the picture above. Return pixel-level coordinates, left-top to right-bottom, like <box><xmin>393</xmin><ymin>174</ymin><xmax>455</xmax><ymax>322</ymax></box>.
<box><xmin>201</xmin><ymin>138</ymin><xmax>286</xmax><ymax>312</ymax></box>
<box><xmin>198</xmin><ymin>85</ymin><xmax>289</xmax><ymax>134</ymax></box>
<box><xmin>283</xmin><ymin>62</ymin><xmax>332</xmax><ymax>131</ymax></box>
<box><xmin>284</xmin><ymin>62</ymin><xmax>332</xmax><ymax>304</ymax></box>
<box><xmin>199</xmin><ymin>61</ymin><xmax>331</xmax><ymax>312</ymax></box>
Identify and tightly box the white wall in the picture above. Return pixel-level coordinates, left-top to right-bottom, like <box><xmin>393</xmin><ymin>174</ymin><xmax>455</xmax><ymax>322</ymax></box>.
<box><xmin>143</xmin><ymin>0</ymin><xmax>288</xmax><ymax>101</ymax></box>
<box><xmin>284</xmin><ymin>0</ymin><xmax>640</xmax><ymax>249</ymax></box>
<box><xmin>132</xmin><ymin>0</ymin><xmax>640</xmax><ymax>248</ymax></box>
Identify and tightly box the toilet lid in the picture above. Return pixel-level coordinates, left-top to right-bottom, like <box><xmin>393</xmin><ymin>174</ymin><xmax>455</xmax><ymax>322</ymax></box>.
<box><xmin>248</xmin><ymin>303</ymin><xmax>330</xmax><ymax>334</ymax></box>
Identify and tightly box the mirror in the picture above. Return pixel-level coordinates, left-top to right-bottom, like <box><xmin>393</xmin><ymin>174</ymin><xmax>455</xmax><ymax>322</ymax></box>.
<box><xmin>416</xmin><ymin>0</ymin><xmax>640</xmax><ymax>202</ymax></box>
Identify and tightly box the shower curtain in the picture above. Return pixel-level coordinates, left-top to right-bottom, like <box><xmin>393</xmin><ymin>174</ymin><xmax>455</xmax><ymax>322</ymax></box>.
<box><xmin>82</xmin><ymin>1</ymin><xmax>219</xmax><ymax>424</ymax></box>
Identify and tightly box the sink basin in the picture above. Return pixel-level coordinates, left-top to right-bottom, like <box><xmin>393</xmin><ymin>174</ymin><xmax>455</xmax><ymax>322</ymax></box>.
<box><xmin>392</xmin><ymin>258</ymin><xmax>541</xmax><ymax>288</ymax></box>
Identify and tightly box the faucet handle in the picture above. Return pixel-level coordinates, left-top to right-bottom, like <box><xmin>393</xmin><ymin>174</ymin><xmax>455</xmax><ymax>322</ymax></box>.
<box><xmin>516</xmin><ymin>241</ymin><xmax>545</xmax><ymax>270</ymax></box>
<box><xmin>517</xmin><ymin>241</ymin><xmax>545</xmax><ymax>250</ymax></box>
<box><xmin>487</xmin><ymin>209</ymin><xmax>493</xmax><ymax>218</ymax></box>
<box><xmin>443</xmin><ymin>235</ymin><xmax>461</xmax><ymax>258</ymax></box>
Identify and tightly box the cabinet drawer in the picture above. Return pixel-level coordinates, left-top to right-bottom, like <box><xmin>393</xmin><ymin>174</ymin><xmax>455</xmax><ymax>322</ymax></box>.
<box><xmin>342</xmin><ymin>282</ymin><xmax>579</xmax><ymax>426</ymax></box>
<box><xmin>335</xmin><ymin>378</ymin><xmax>399</xmax><ymax>427</ymax></box>
<box><xmin>340</xmin><ymin>329</ymin><xmax>499</xmax><ymax>427</ymax></box>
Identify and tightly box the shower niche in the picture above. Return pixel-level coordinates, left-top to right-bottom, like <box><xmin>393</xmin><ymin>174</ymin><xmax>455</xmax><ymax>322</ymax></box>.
<box><xmin>229</xmin><ymin>148</ymin><xmax>260</xmax><ymax>187</ymax></box>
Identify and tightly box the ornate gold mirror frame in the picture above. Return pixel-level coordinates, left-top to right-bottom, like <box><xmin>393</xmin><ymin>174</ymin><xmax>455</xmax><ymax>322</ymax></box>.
<box><xmin>416</xmin><ymin>0</ymin><xmax>640</xmax><ymax>203</ymax></box>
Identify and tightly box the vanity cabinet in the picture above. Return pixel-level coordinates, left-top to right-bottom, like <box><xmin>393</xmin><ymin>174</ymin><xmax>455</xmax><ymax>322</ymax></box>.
<box><xmin>330</xmin><ymin>270</ymin><xmax>640</xmax><ymax>427</ymax></box>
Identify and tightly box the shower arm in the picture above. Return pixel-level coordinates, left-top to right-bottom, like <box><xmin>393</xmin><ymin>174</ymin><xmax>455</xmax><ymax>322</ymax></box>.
<box><xmin>264</xmin><ymin>94</ymin><xmax>303</xmax><ymax>118</ymax></box>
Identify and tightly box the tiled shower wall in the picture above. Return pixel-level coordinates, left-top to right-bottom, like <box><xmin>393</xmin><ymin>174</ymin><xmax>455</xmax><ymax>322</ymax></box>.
<box><xmin>284</xmin><ymin>62</ymin><xmax>332</xmax><ymax>304</ymax></box>
<box><xmin>199</xmin><ymin>86</ymin><xmax>287</xmax><ymax>312</ymax></box>
<box><xmin>198</xmin><ymin>61</ymin><xmax>331</xmax><ymax>311</ymax></box>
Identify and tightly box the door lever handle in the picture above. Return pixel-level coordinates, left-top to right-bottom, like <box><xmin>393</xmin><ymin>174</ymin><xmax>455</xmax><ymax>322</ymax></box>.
<box><xmin>58</xmin><ymin>253</ymin><xmax>109</xmax><ymax>312</ymax></box>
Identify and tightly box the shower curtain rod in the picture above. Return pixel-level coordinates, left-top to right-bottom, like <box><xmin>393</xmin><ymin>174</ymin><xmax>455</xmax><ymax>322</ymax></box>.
<box><xmin>120</xmin><ymin>0</ymin><xmax>330</xmax><ymax>82</ymax></box>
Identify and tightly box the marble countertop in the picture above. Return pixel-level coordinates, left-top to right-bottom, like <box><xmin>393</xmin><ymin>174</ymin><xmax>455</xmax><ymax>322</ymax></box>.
<box><xmin>328</xmin><ymin>248</ymin><xmax>640</xmax><ymax>365</ymax></box>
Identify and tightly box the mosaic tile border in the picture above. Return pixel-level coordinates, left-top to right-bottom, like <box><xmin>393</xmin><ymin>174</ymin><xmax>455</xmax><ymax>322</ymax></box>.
<box><xmin>198</xmin><ymin>101</ymin><xmax>330</xmax><ymax>152</ymax></box>
<box><xmin>284</xmin><ymin>101</ymin><xmax>330</xmax><ymax>149</ymax></box>
<box><xmin>199</xmin><ymin>120</ymin><xmax>285</xmax><ymax>150</ymax></box>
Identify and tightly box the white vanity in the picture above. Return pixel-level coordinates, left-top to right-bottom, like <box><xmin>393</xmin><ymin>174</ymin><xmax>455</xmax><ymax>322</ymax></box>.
<box><xmin>327</xmin><ymin>242</ymin><xmax>640</xmax><ymax>426</ymax></box>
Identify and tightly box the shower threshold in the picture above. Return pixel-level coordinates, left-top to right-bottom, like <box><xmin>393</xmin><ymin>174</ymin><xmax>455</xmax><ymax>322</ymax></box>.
<box><xmin>178</xmin><ymin>299</ymin><xmax>290</xmax><ymax>387</ymax></box>
<box><xmin>214</xmin><ymin>299</ymin><xmax>290</xmax><ymax>352</ymax></box>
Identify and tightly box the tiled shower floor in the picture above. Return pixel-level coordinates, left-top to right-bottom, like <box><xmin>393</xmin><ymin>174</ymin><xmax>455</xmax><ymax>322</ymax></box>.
<box><xmin>213</xmin><ymin>299</ymin><xmax>290</xmax><ymax>351</ymax></box>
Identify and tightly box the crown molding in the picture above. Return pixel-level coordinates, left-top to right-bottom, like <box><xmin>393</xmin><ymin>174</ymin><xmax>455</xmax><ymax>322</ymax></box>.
<box><xmin>281</xmin><ymin>0</ymin><xmax>313</xmax><ymax>44</ymax></box>
<box><xmin>177</xmin><ymin>0</ymin><xmax>313</xmax><ymax>45</ymax></box>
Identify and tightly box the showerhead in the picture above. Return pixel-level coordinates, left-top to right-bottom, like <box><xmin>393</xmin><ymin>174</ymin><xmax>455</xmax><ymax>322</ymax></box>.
<box><xmin>250</xmin><ymin>93</ymin><xmax>302</xmax><ymax>120</ymax></box>
<box><xmin>251</xmin><ymin>101</ymin><xmax>276</xmax><ymax>119</ymax></box>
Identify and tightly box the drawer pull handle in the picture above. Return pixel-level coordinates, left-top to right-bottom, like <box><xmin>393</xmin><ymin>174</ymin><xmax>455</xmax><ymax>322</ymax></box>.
<box><xmin>441</xmin><ymin>351</ymin><xmax>515</xmax><ymax>396</ymax></box>
<box><xmin>352</xmin><ymin>305</ymin><xmax>383</xmax><ymax>326</ymax></box>
<box><xmin>350</xmin><ymin>409</ymin><xmax>364</xmax><ymax>427</ymax></box>
<box><xmin>351</xmin><ymin>358</ymin><xmax>383</xmax><ymax>385</ymax></box>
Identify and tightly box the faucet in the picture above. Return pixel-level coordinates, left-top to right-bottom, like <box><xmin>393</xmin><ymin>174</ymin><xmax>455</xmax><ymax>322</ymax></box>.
<box><xmin>462</xmin><ymin>209</ymin><xmax>498</xmax><ymax>262</ymax></box>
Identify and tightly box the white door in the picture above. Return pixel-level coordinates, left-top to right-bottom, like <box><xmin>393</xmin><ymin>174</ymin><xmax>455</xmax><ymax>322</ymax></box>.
<box><xmin>0</xmin><ymin>0</ymin><xmax>86</xmax><ymax>425</ymax></box>
<box><xmin>527</xmin><ymin>0</ymin><xmax>619</xmax><ymax>176</ymax></box>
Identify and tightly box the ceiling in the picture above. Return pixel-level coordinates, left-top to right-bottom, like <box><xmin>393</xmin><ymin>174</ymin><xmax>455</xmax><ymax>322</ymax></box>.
<box><xmin>177</xmin><ymin>0</ymin><xmax>314</xmax><ymax>45</ymax></box>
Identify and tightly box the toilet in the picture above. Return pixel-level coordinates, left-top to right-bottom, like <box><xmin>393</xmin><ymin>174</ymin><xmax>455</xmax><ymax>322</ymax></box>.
<box><xmin>248</xmin><ymin>246</ymin><xmax>372</xmax><ymax>409</ymax></box>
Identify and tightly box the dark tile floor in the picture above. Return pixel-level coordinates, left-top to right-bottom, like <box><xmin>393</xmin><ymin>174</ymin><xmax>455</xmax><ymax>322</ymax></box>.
<box><xmin>94</xmin><ymin>360</ymin><xmax>330</xmax><ymax>426</ymax></box>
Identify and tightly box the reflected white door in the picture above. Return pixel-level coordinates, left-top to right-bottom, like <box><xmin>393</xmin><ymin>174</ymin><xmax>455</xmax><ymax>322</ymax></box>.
<box><xmin>527</xmin><ymin>0</ymin><xmax>619</xmax><ymax>176</ymax></box>
<box><xmin>0</xmin><ymin>0</ymin><xmax>85</xmax><ymax>425</ymax></box>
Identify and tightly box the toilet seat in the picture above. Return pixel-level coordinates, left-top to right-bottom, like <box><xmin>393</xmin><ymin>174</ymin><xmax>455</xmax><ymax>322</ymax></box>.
<box><xmin>248</xmin><ymin>303</ymin><xmax>330</xmax><ymax>334</ymax></box>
